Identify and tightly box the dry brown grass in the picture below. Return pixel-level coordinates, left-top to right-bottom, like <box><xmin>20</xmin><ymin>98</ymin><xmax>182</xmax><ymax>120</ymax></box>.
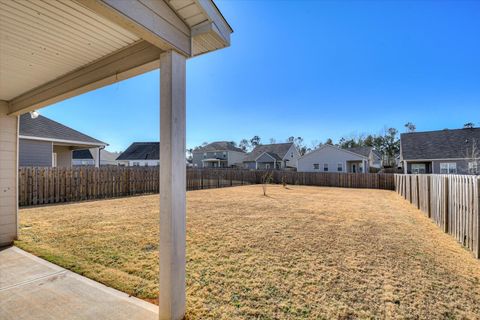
<box><xmin>16</xmin><ymin>185</ymin><xmax>480</xmax><ymax>319</ymax></box>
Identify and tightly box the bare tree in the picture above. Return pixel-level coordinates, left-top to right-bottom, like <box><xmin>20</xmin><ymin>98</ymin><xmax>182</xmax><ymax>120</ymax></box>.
<box><xmin>261</xmin><ymin>171</ymin><xmax>274</xmax><ymax>196</ymax></box>
<box><xmin>404</xmin><ymin>122</ymin><xmax>416</xmax><ymax>133</ymax></box>
<box><xmin>239</xmin><ymin>139</ymin><xmax>250</xmax><ymax>152</ymax></box>
<box><xmin>465</xmin><ymin>138</ymin><xmax>480</xmax><ymax>175</ymax></box>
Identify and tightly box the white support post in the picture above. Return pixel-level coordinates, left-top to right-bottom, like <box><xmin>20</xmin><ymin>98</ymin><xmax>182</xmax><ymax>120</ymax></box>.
<box><xmin>0</xmin><ymin>104</ymin><xmax>19</xmax><ymax>247</ymax></box>
<box><xmin>90</xmin><ymin>147</ymin><xmax>101</xmax><ymax>168</ymax></box>
<box><xmin>159</xmin><ymin>50</ymin><xmax>187</xmax><ymax>320</ymax></box>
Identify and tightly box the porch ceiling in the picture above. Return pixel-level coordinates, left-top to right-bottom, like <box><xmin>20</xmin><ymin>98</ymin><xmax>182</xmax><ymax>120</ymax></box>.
<box><xmin>0</xmin><ymin>0</ymin><xmax>140</xmax><ymax>101</ymax></box>
<box><xmin>0</xmin><ymin>0</ymin><xmax>232</xmax><ymax>116</ymax></box>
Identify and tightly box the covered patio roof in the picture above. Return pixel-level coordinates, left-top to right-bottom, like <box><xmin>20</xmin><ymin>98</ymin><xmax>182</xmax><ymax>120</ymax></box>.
<box><xmin>0</xmin><ymin>1</ymin><xmax>232</xmax><ymax>319</ymax></box>
<box><xmin>0</xmin><ymin>0</ymin><xmax>232</xmax><ymax>115</ymax></box>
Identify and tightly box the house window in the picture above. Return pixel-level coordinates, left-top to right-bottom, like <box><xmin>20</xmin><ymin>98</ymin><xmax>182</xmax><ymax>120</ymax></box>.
<box><xmin>440</xmin><ymin>162</ymin><xmax>457</xmax><ymax>174</ymax></box>
<box><xmin>411</xmin><ymin>163</ymin><xmax>426</xmax><ymax>174</ymax></box>
<box><xmin>203</xmin><ymin>153</ymin><xmax>207</xmax><ymax>158</ymax></box>
<box><xmin>223</xmin><ymin>152</ymin><xmax>227</xmax><ymax>157</ymax></box>
<box><xmin>266</xmin><ymin>164</ymin><xmax>270</xmax><ymax>169</ymax></box>
<box><xmin>132</xmin><ymin>162</ymin><xmax>140</xmax><ymax>166</ymax></box>
<box><xmin>291</xmin><ymin>152</ymin><xmax>294</xmax><ymax>158</ymax></box>
<box><xmin>469</xmin><ymin>161</ymin><xmax>479</xmax><ymax>174</ymax></box>
<box><xmin>313</xmin><ymin>163</ymin><xmax>319</xmax><ymax>170</ymax></box>
<box><xmin>324</xmin><ymin>163</ymin><xmax>328</xmax><ymax>172</ymax></box>
<box><xmin>337</xmin><ymin>163</ymin><xmax>343</xmax><ymax>172</ymax></box>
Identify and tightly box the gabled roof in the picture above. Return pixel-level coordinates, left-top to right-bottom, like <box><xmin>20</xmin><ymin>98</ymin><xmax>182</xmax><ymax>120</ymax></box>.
<box><xmin>300</xmin><ymin>144</ymin><xmax>368</xmax><ymax>160</ymax></box>
<box><xmin>344</xmin><ymin>146</ymin><xmax>381</xmax><ymax>158</ymax></box>
<box><xmin>116</xmin><ymin>142</ymin><xmax>159</xmax><ymax>161</ymax></box>
<box><xmin>401</xmin><ymin>128</ymin><xmax>480</xmax><ymax>160</ymax></box>
<box><xmin>101</xmin><ymin>150</ymin><xmax>121</xmax><ymax>162</ymax></box>
<box><xmin>19</xmin><ymin>114</ymin><xmax>106</xmax><ymax>146</ymax></box>
<box><xmin>72</xmin><ymin>150</ymin><xmax>93</xmax><ymax>160</ymax></box>
<box><xmin>194</xmin><ymin>141</ymin><xmax>245</xmax><ymax>153</ymax></box>
<box><xmin>243</xmin><ymin>143</ymin><xmax>294</xmax><ymax>162</ymax></box>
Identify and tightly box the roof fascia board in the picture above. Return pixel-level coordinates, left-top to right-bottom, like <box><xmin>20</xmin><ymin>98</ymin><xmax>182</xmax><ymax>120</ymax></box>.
<box><xmin>19</xmin><ymin>135</ymin><xmax>106</xmax><ymax>147</ymax></box>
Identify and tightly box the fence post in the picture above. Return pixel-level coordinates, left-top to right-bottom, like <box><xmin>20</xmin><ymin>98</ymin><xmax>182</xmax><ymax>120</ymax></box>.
<box><xmin>475</xmin><ymin>178</ymin><xmax>480</xmax><ymax>259</ymax></box>
<box><xmin>427</xmin><ymin>175</ymin><xmax>431</xmax><ymax>218</ymax></box>
<box><xmin>444</xmin><ymin>176</ymin><xmax>449</xmax><ymax>233</ymax></box>
<box><xmin>416</xmin><ymin>175</ymin><xmax>420</xmax><ymax>209</ymax></box>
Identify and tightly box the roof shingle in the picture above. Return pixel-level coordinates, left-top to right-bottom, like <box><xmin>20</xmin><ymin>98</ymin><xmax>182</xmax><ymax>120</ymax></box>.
<box><xmin>116</xmin><ymin>142</ymin><xmax>159</xmax><ymax>161</ymax></box>
<box><xmin>20</xmin><ymin>114</ymin><xmax>106</xmax><ymax>146</ymax></box>
<box><xmin>401</xmin><ymin>128</ymin><xmax>480</xmax><ymax>160</ymax></box>
<box><xmin>194</xmin><ymin>141</ymin><xmax>244</xmax><ymax>153</ymax></box>
<box><xmin>243</xmin><ymin>143</ymin><xmax>294</xmax><ymax>162</ymax></box>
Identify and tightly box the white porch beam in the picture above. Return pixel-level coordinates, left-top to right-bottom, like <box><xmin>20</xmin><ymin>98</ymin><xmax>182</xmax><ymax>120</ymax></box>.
<box><xmin>159</xmin><ymin>50</ymin><xmax>186</xmax><ymax>320</ymax></box>
<box><xmin>0</xmin><ymin>103</ymin><xmax>18</xmax><ymax>246</ymax></box>
<box><xmin>8</xmin><ymin>41</ymin><xmax>162</xmax><ymax>116</ymax></box>
<box><xmin>77</xmin><ymin>0</ymin><xmax>191</xmax><ymax>56</ymax></box>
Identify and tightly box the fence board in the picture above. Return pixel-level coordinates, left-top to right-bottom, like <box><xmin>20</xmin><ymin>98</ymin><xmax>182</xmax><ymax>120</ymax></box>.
<box><xmin>395</xmin><ymin>174</ymin><xmax>480</xmax><ymax>259</ymax></box>
<box><xmin>19</xmin><ymin>168</ymin><xmax>394</xmax><ymax>207</ymax></box>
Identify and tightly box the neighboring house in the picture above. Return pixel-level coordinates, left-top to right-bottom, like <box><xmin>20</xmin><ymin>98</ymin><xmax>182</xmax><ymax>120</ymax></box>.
<box><xmin>192</xmin><ymin>141</ymin><xmax>245</xmax><ymax>168</ymax></box>
<box><xmin>72</xmin><ymin>149</ymin><xmax>95</xmax><ymax>166</ymax></box>
<box><xmin>19</xmin><ymin>114</ymin><xmax>106</xmax><ymax>168</ymax></box>
<box><xmin>297</xmin><ymin>144</ymin><xmax>371</xmax><ymax>173</ymax></box>
<box><xmin>345</xmin><ymin>146</ymin><xmax>382</xmax><ymax>169</ymax></box>
<box><xmin>100</xmin><ymin>150</ymin><xmax>122</xmax><ymax>166</ymax></box>
<box><xmin>72</xmin><ymin>149</ymin><xmax>121</xmax><ymax>166</ymax></box>
<box><xmin>243</xmin><ymin>143</ymin><xmax>300</xmax><ymax>170</ymax></box>
<box><xmin>116</xmin><ymin>142</ymin><xmax>160</xmax><ymax>166</ymax></box>
<box><xmin>400</xmin><ymin>128</ymin><xmax>480</xmax><ymax>174</ymax></box>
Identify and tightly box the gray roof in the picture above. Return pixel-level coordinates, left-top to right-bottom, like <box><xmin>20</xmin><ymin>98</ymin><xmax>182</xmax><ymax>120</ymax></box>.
<box><xmin>401</xmin><ymin>128</ymin><xmax>480</xmax><ymax>160</ymax></box>
<box><xmin>243</xmin><ymin>143</ymin><xmax>294</xmax><ymax>162</ymax></box>
<box><xmin>194</xmin><ymin>141</ymin><xmax>244</xmax><ymax>153</ymax></box>
<box><xmin>116</xmin><ymin>142</ymin><xmax>159</xmax><ymax>161</ymax></box>
<box><xmin>20</xmin><ymin>114</ymin><xmax>106</xmax><ymax>146</ymax></box>
<box><xmin>72</xmin><ymin>149</ymin><xmax>93</xmax><ymax>160</ymax></box>
<box><xmin>344</xmin><ymin>146</ymin><xmax>373</xmax><ymax>158</ymax></box>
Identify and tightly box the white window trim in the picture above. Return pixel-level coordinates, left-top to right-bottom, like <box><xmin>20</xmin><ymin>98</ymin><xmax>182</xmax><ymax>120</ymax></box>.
<box><xmin>440</xmin><ymin>162</ymin><xmax>457</xmax><ymax>174</ymax></box>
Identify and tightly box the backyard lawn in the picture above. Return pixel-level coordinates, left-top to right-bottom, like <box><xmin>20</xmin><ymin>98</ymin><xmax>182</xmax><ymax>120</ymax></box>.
<box><xmin>16</xmin><ymin>185</ymin><xmax>480</xmax><ymax>319</ymax></box>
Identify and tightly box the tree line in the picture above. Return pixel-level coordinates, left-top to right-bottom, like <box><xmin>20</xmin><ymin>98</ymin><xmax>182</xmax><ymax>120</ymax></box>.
<box><xmin>188</xmin><ymin>121</ymin><xmax>478</xmax><ymax>160</ymax></box>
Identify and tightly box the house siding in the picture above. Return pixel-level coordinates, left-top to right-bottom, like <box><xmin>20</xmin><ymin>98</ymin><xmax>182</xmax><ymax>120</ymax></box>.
<box><xmin>53</xmin><ymin>145</ymin><xmax>72</xmax><ymax>168</ymax></box>
<box><xmin>283</xmin><ymin>144</ymin><xmax>301</xmax><ymax>168</ymax></box>
<box><xmin>404</xmin><ymin>159</ymin><xmax>470</xmax><ymax>174</ymax></box>
<box><xmin>0</xmin><ymin>114</ymin><xmax>18</xmax><ymax>246</ymax></box>
<box><xmin>298</xmin><ymin>145</ymin><xmax>365</xmax><ymax>173</ymax></box>
<box><xmin>243</xmin><ymin>161</ymin><xmax>256</xmax><ymax>170</ymax></box>
<box><xmin>432</xmin><ymin>160</ymin><xmax>469</xmax><ymax>174</ymax></box>
<box><xmin>19</xmin><ymin>138</ymin><xmax>52</xmax><ymax>167</ymax></box>
<box><xmin>227</xmin><ymin>151</ymin><xmax>246</xmax><ymax>167</ymax></box>
<box><xmin>192</xmin><ymin>151</ymin><xmax>229</xmax><ymax>168</ymax></box>
<box><xmin>256</xmin><ymin>153</ymin><xmax>276</xmax><ymax>163</ymax></box>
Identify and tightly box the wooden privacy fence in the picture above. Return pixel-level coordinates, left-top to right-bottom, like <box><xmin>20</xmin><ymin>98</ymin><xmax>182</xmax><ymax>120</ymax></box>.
<box><xmin>18</xmin><ymin>167</ymin><xmax>395</xmax><ymax>207</ymax></box>
<box><xmin>395</xmin><ymin>174</ymin><xmax>480</xmax><ymax>258</ymax></box>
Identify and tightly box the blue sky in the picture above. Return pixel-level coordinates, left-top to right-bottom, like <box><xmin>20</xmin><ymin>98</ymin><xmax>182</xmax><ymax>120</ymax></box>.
<box><xmin>41</xmin><ymin>0</ymin><xmax>480</xmax><ymax>152</ymax></box>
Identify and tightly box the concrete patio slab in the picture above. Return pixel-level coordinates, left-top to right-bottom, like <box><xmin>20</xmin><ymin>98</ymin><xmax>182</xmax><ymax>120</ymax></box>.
<box><xmin>0</xmin><ymin>246</ymin><xmax>158</xmax><ymax>320</ymax></box>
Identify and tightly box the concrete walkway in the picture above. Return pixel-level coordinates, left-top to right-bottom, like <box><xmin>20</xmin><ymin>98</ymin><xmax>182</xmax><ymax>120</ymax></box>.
<box><xmin>0</xmin><ymin>246</ymin><xmax>158</xmax><ymax>320</ymax></box>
